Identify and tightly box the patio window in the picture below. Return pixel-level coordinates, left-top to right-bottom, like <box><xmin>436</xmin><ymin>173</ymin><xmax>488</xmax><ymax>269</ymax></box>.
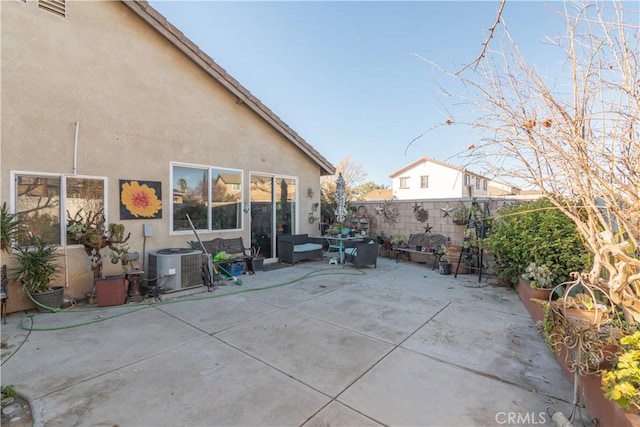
<box><xmin>420</xmin><ymin>175</ymin><xmax>429</xmax><ymax>188</ymax></box>
<box><xmin>399</xmin><ymin>177</ymin><xmax>409</xmax><ymax>189</ymax></box>
<box><xmin>483</xmin><ymin>180</ymin><xmax>488</xmax><ymax>191</ymax></box>
<box><xmin>172</xmin><ymin>163</ymin><xmax>243</xmax><ymax>232</ymax></box>
<box><xmin>13</xmin><ymin>173</ymin><xmax>106</xmax><ymax>247</ymax></box>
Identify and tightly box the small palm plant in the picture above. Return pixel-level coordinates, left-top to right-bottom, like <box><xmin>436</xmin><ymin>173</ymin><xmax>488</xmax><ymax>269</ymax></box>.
<box><xmin>1</xmin><ymin>202</ymin><xmax>22</xmax><ymax>254</ymax></box>
<box><xmin>12</xmin><ymin>237</ymin><xmax>61</xmax><ymax>294</ymax></box>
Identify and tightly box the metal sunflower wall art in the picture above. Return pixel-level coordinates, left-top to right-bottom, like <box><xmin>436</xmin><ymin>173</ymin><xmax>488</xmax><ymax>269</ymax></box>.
<box><xmin>375</xmin><ymin>199</ymin><xmax>400</xmax><ymax>225</ymax></box>
<box><xmin>414</xmin><ymin>205</ymin><xmax>433</xmax><ymax>233</ymax></box>
<box><xmin>414</xmin><ymin>206</ymin><xmax>429</xmax><ymax>223</ymax></box>
<box><xmin>119</xmin><ymin>180</ymin><xmax>163</xmax><ymax>219</ymax></box>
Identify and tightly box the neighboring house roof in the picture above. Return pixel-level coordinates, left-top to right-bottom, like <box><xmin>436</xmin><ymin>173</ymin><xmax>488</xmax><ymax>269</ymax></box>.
<box><xmin>389</xmin><ymin>156</ymin><xmax>487</xmax><ymax>180</ymax></box>
<box><xmin>217</xmin><ymin>173</ymin><xmax>241</xmax><ymax>185</ymax></box>
<box><xmin>122</xmin><ymin>1</ymin><xmax>335</xmax><ymax>176</ymax></box>
<box><xmin>363</xmin><ymin>189</ymin><xmax>393</xmax><ymax>201</ymax></box>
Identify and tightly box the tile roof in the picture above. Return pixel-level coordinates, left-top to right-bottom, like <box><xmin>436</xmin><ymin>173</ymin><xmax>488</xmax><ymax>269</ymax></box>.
<box><xmin>389</xmin><ymin>156</ymin><xmax>488</xmax><ymax>180</ymax></box>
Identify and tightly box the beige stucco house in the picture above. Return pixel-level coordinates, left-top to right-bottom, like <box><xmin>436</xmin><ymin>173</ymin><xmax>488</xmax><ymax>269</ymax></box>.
<box><xmin>1</xmin><ymin>0</ymin><xmax>334</xmax><ymax>311</ymax></box>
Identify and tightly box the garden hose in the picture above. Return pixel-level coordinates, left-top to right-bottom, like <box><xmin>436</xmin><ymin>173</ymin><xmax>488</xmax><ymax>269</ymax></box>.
<box><xmin>18</xmin><ymin>267</ymin><xmax>366</xmax><ymax>332</ymax></box>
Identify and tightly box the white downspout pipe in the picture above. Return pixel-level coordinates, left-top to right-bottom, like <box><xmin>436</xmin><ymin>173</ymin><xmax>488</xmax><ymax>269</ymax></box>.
<box><xmin>64</xmin><ymin>122</ymin><xmax>80</xmax><ymax>289</ymax></box>
<box><xmin>72</xmin><ymin>121</ymin><xmax>79</xmax><ymax>175</ymax></box>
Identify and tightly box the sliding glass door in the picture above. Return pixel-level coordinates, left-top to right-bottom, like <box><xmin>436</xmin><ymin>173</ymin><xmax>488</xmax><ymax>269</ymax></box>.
<box><xmin>250</xmin><ymin>174</ymin><xmax>296</xmax><ymax>259</ymax></box>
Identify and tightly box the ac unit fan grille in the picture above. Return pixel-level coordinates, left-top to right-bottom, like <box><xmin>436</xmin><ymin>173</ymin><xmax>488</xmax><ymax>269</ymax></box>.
<box><xmin>180</xmin><ymin>253</ymin><xmax>202</xmax><ymax>288</ymax></box>
<box><xmin>148</xmin><ymin>250</ymin><xmax>203</xmax><ymax>291</ymax></box>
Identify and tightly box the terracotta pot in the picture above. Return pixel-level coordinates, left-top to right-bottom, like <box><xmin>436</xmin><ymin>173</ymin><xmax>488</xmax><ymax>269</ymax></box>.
<box><xmin>516</xmin><ymin>276</ymin><xmax>547</xmax><ymax>322</ymax></box>
<box><xmin>447</xmin><ymin>245</ymin><xmax>467</xmax><ymax>274</ymax></box>
<box><xmin>529</xmin><ymin>286</ymin><xmax>554</xmax><ymax>302</ymax></box>
<box><xmin>598</xmin><ymin>343</ymin><xmax>619</xmax><ymax>371</ymax></box>
<box><xmin>563</xmin><ymin>306</ymin><xmax>607</xmax><ymax>330</ymax></box>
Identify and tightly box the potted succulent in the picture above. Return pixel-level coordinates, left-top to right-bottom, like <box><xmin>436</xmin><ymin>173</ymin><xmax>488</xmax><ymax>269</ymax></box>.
<box><xmin>521</xmin><ymin>262</ymin><xmax>555</xmax><ymax>301</ymax></box>
<box><xmin>67</xmin><ymin>209</ymin><xmax>131</xmax><ymax>306</ymax></box>
<box><xmin>562</xmin><ymin>292</ymin><xmax>610</xmax><ymax>330</ymax></box>
<box><xmin>12</xmin><ymin>237</ymin><xmax>64</xmax><ymax>312</ymax></box>
<box><xmin>67</xmin><ymin>209</ymin><xmax>131</xmax><ymax>280</ymax></box>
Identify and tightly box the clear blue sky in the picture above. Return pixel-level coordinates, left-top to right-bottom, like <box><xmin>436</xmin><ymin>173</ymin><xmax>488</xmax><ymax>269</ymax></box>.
<box><xmin>149</xmin><ymin>1</ymin><xmax>568</xmax><ymax>186</ymax></box>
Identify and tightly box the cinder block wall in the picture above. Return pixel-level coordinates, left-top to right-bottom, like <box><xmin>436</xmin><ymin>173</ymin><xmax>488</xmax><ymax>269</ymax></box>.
<box><xmin>348</xmin><ymin>197</ymin><xmax>521</xmax><ymax>246</ymax></box>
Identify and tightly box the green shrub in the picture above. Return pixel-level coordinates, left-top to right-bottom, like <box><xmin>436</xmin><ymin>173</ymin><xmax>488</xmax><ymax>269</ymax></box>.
<box><xmin>601</xmin><ymin>331</ymin><xmax>640</xmax><ymax>412</ymax></box>
<box><xmin>1</xmin><ymin>385</ymin><xmax>17</xmax><ymax>399</ymax></box>
<box><xmin>483</xmin><ymin>198</ymin><xmax>591</xmax><ymax>285</ymax></box>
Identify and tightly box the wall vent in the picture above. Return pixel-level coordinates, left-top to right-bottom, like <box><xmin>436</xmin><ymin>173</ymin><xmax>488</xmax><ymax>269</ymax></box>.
<box><xmin>38</xmin><ymin>0</ymin><xmax>66</xmax><ymax>18</ymax></box>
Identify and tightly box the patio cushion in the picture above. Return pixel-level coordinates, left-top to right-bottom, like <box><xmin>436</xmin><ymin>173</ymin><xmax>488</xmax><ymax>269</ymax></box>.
<box><xmin>293</xmin><ymin>243</ymin><xmax>323</xmax><ymax>253</ymax></box>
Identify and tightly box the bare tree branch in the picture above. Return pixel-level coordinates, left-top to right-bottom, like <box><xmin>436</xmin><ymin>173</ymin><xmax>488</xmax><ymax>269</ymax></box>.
<box><xmin>456</xmin><ymin>0</ymin><xmax>507</xmax><ymax>75</ymax></box>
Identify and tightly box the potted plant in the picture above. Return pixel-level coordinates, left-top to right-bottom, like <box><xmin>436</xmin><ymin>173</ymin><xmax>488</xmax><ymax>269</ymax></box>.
<box><xmin>250</xmin><ymin>246</ymin><xmax>264</xmax><ymax>273</ymax></box>
<box><xmin>438</xmin><ymin>245</ymin><xmax>451</xmax><ymax>275</ymax></box>
<box><xmin>12</xmin><ymin>237</ymin><xmax>64</xmax><ymax>312</ymax></box>
<box><xmin>451</xmin><ymin>205</ymin><xmax>469</xmax><ymax>225</ymax></box>
<box><xmin>1</xmin><ymin>202</ymin><xmax>22</xmax><ymax>254</ymax></box>
<box><xmin>67</xmin><ymin>209</ymin><xmax>131</xmax><ymax>306</ymax></box>
<box><xmin>1</xmin><ymin>202</ymin><xmax>23</xmax><ymax>303</ymax></box>
<box><xmin>562</xmin><ymin>292</ymin><xmax>610</xmax><ymax>330</ymax></box>
<box><xmin>601</xmin><ymin>331</ymin><xmax>640</xmax><ymax>413</ymax></box>
<box><xmin>521</xmin><ymin>262</ymin><xmax>555</xmax><ymax>301</ymax></box>
<box><xmin>66</xmin><ymin>208</ymin><xmax>131</xmax><ymax>280</ymax></box>
<box><xmin>327</xmin><ymin>223</ymin><xmax>342</xmax><ymax>237</ymax></box>
<box><xmin>389</xmin><ymin>233</ymin><xmax>407</xmax><ymax>249</ymax></box>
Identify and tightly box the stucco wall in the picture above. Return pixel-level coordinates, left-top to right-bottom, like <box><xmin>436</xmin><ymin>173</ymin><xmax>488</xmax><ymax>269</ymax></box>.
<box><xmin>1</xmin><ymin>1</ymin><xmax>328</xmax><ymax>308</ymax></box>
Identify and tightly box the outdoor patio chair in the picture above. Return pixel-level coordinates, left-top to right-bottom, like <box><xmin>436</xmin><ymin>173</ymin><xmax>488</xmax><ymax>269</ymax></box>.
<box><xmin>345</xmin><ymin>241</ymin><xmax>379</xmax><ymax>268</ymax></box>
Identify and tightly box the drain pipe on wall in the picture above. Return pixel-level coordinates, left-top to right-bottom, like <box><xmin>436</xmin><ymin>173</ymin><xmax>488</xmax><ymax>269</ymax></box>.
<box><xmin>72</xmin><ymin>121</ymin><xmax>79</xmax><ymax>175</ymax></box>
<box><xmin>63</xmin><ymin>121</ymin><xmax>81</xmax><ymax>289</ymax></box>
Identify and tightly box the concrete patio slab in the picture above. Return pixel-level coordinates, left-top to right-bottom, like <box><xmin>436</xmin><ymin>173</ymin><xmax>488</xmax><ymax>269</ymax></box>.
<box><xmin>216</xmin><ymin>309</ymin><xmax>394</xmax><ymax>396</ymax></box>
<box><xmin>402</xmin><ymin>302</ymin><xmax>573</xmax><ymax>400</ymax></box>
<box><xmin>290</xmin><ymin>281</ymin><xmax>449</xmax><ymax>344</ymax></box>
<box><xmin>28</xmin><ymin>337</ymin><xmax>329</xmax><ymax>426</ymax></box>
<box><xmin>337</xmin><ymin>346</ymin><xmax>573</xmax><ymax>427</ymax></box>
<box><xmin>0</xmin><ymin>257</ymin><xmax>584</xmax><ymax>426</ymax></box>
<box><xmin>2</xmin><ymin>306</ymin><xmax>205</xmax><ymax>399</ymax></box>
<box><xmin>303</xmin><ymin>401</ymin><xmax>384</xmax><ymax>426</ymax></box>
<box><xmin>155</xmin><ymin>292</ymin><xmax>283</xmax><ymax>334</ymax></box>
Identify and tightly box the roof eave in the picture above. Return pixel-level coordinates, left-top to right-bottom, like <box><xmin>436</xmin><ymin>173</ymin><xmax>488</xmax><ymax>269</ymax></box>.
<box><xmin>122</xmin><ymin>1</ymin><xmax>335</xmax><ymax>176</ymax></box>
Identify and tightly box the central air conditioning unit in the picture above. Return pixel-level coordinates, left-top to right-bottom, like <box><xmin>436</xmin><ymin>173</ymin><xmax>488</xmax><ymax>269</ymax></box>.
<box><xmin>148</xmin><ymin>248</ymin><xmax>203</xmax><ymax>291</ymax></box>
